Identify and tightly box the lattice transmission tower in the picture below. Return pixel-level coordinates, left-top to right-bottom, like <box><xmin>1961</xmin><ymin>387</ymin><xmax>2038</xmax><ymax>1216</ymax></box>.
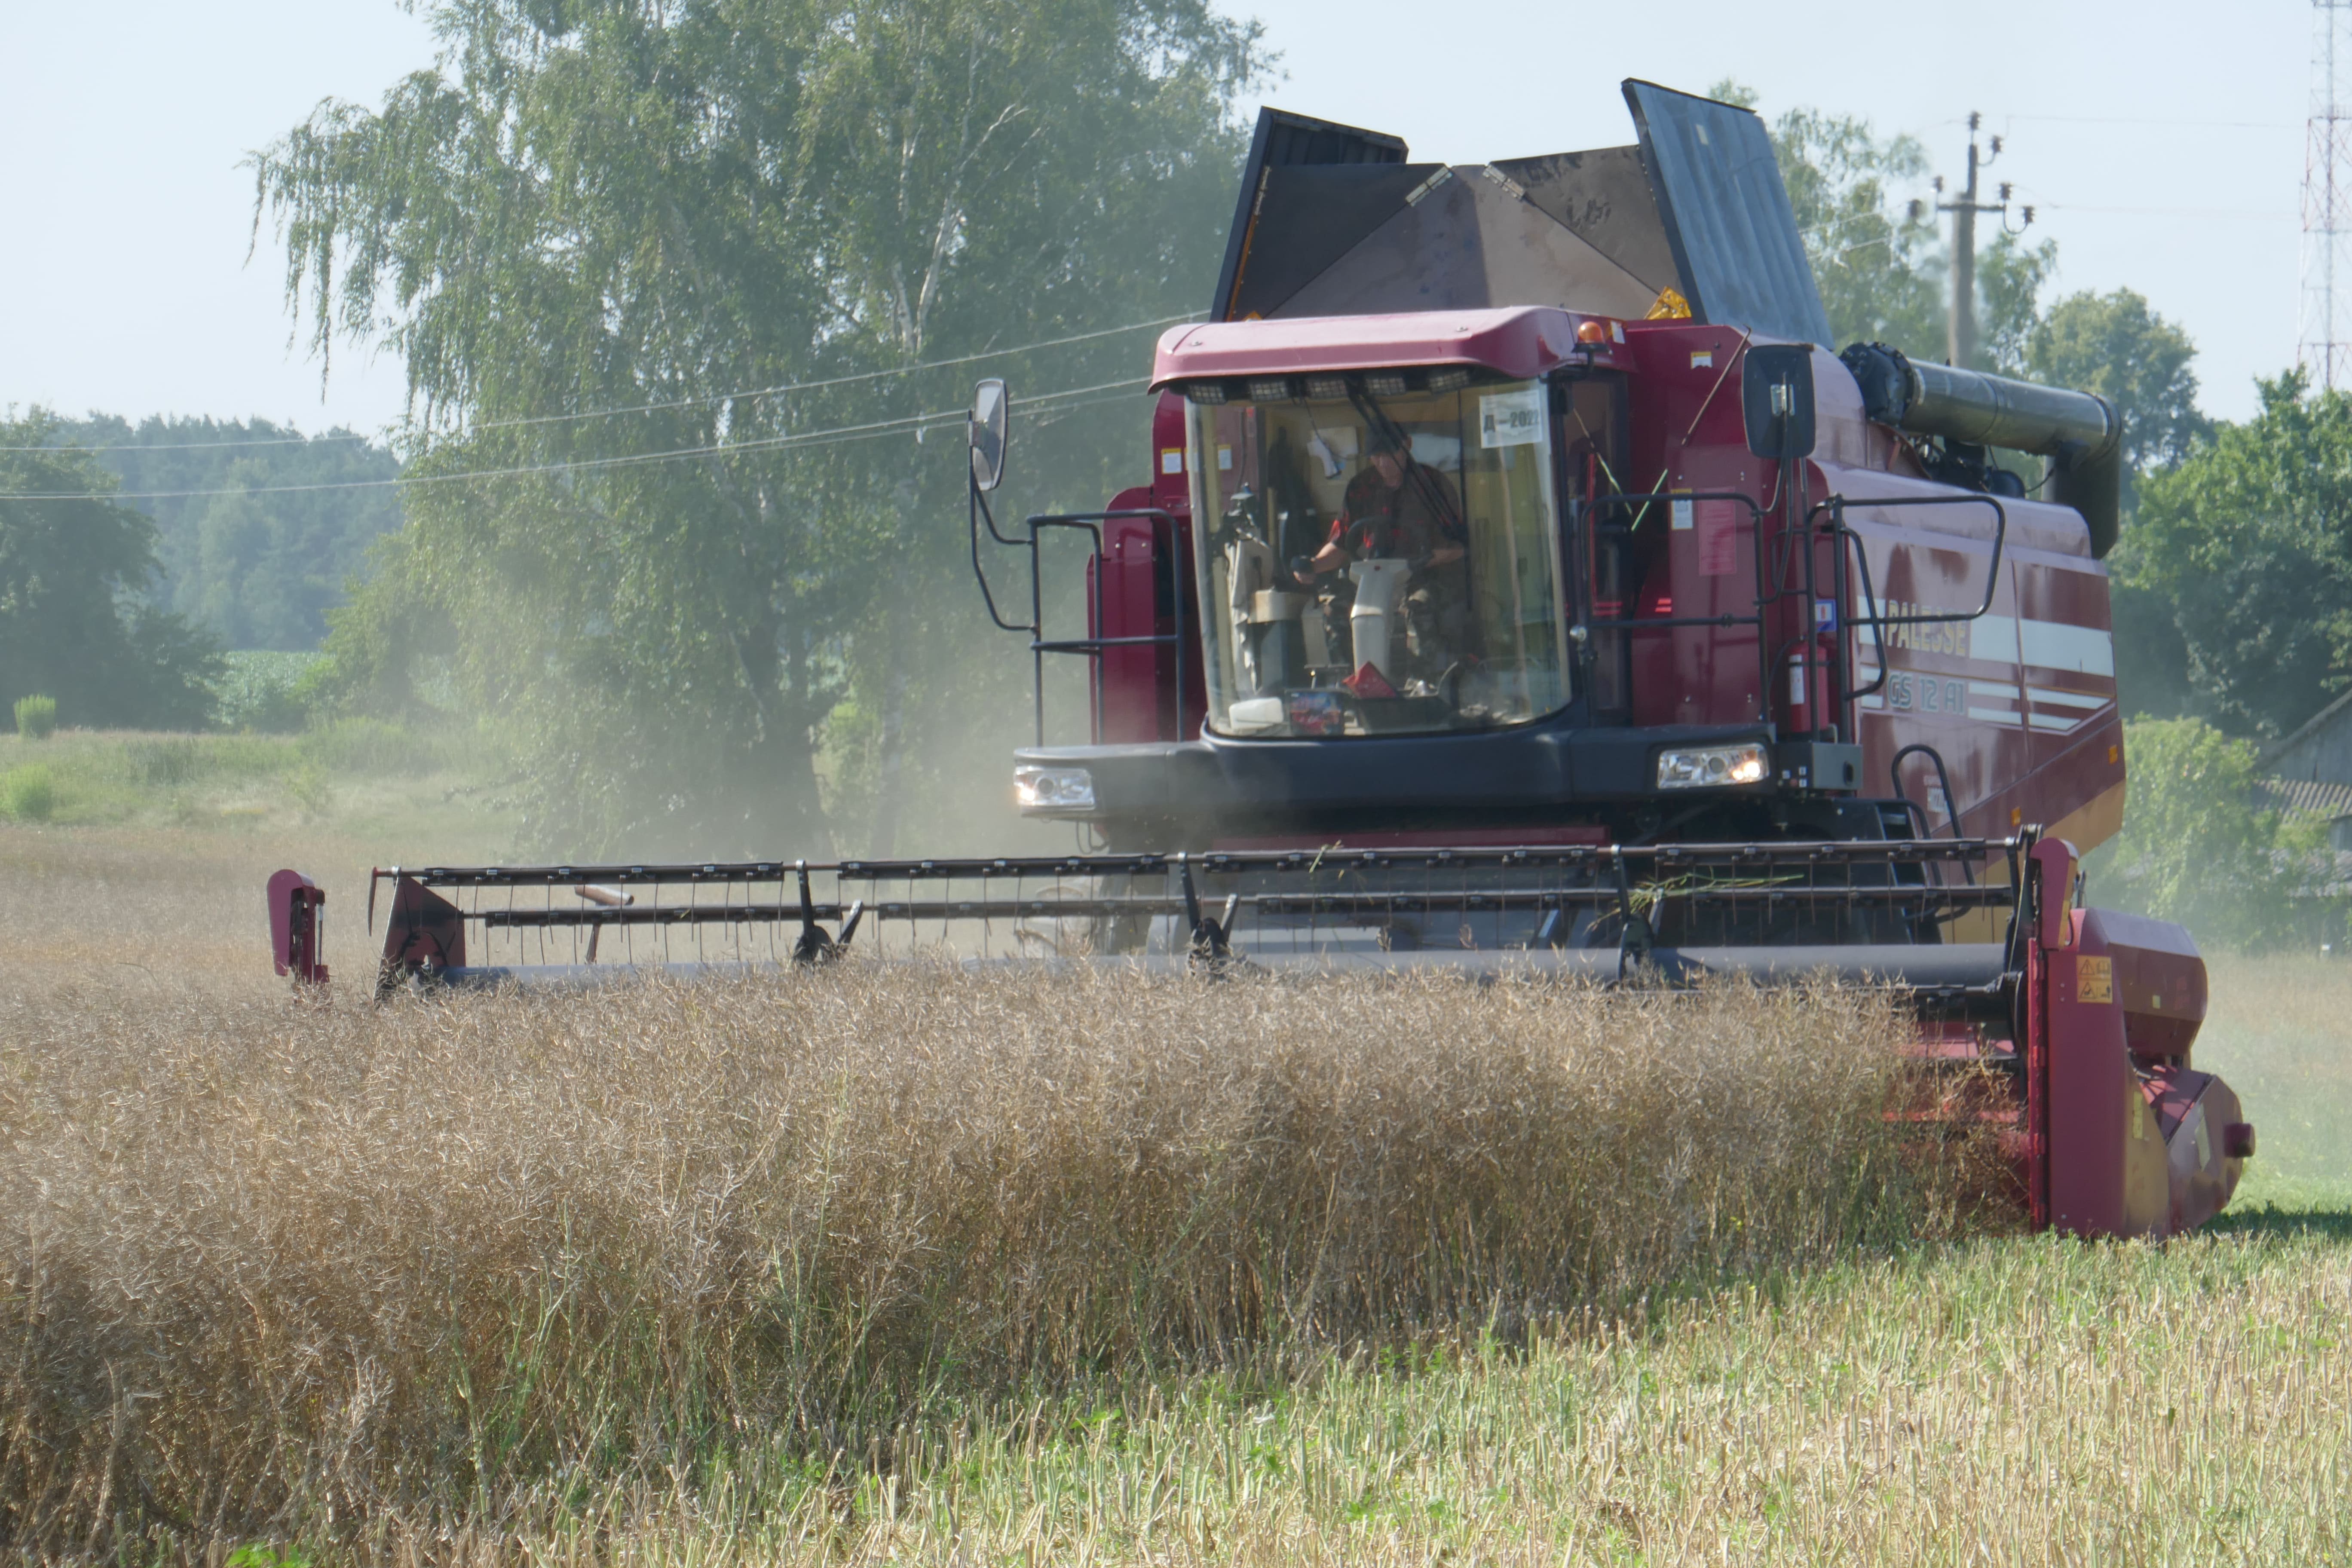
<box><xmin>2304</xmin><ymin>0</ymin><xmax>2352</xmax><ymax>388</ymax></box>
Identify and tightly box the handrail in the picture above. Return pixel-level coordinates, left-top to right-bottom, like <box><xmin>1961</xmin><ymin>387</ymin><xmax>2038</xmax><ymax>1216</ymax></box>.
<box><xmin>1816</xmin><ymin>492</ymin><xmax>2009</xmax><ymax>627</ymax></box>
<box><xmin>1580</xmin><ymin>489</ymin><xmax>1770</xmax><ymax>630</ymax></box>
<box><xmin>1831</xmin><ymin>522</ymin><xmax>1892</xmax><ymax>699</ymax></box>
<box><xmin>968</xmin><ymin>484</ymin><xmax>1030</xmax><ymax>635</ymax></box>
<box><xmin>1812</xmin><ymin>491</ymin><xmax>2008</xmax><ymax>738</ymax></box>
<box><xmin>1890</xmin><ymin>741</ymin><xmax>1965</xmax><ymax>906</ymax></box>
<box><xmin>970</xmin><ymin>481</ymin><xmax>1188</xmax><ymax>746</ymax></box>
<box><xmin>1579</xmin><ymin>487</ymin><xmax>1775</xmax><ymax>727</ymax></box>
<box><xmin>1024</xmin><ymin>508</ymin><xmax>1182</xmax><ymax>748</ymax></box>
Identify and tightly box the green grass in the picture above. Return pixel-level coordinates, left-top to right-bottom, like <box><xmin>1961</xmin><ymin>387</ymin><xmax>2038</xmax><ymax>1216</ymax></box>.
<box><xmin>0</xmin><ymin>717</ymin><xmax>478</xmax><ymax>833</ymax></box>
<box><xmin>1</xmin><ymin>763</ymin><xmax>55</xmax><ymax>821</ymax></box>
<box><xmin>723</xmin><ymin>1222</ymin><xmax>2350</xmax><ymax>1565</ymax></box>
<box><xmin>2194</xmin><ymin>952</ymin><xmax>2352</xmax><ymax>1210</ymax></box>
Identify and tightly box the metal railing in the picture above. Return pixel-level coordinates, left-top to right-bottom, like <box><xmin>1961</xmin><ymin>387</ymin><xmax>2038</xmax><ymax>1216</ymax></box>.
<box><xmin>1576</xmin><ymin>488</ymin><xmax>1775</xmax><ymax>726</ymax></box>
<box><xmin>1814</xmin><ymin>492</ymin><xmax>2009</xmax><ymax>829</ymax></box>
<box><xmin>970</xmin><ymin>484</ymin><xmax>1184</xmax><ymax>747</ymax></box>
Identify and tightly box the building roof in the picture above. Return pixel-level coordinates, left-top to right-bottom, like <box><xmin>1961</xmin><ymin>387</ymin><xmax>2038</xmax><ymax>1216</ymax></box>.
<box><xmin>2260</xmin><ymin>777</ymin><xmax>2352</xmax><ymax>818</ymax></box>
<box><xmin>2261</xmin><ymin>686</ymin><xmax>2352</xmax><ymax>775</ymax></box>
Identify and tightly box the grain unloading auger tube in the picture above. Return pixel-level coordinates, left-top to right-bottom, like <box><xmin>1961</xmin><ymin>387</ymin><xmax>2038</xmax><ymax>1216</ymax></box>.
<box><xmin>265</xmin><ymin>831</ymin><xmax>2252</xmax><ymax>1240</ymax></box>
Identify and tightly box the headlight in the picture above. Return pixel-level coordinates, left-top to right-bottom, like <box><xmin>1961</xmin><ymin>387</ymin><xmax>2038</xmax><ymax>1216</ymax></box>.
<box><xmin>1655</xmin><ymin>743</ymin><xmax>1769</xmax><ymax>790</ymax></box>
<box><xmin>1014</xmin><ymin>766</ymin><xmax>1096</xmax><ymax>812</ymax></box>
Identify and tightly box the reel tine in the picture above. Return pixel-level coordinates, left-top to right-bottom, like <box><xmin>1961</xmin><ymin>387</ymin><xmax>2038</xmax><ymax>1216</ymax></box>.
<box><xmin>792</xmin><ymin>859</ymin><xmax>833</xmax><ymax>966</ymax></box>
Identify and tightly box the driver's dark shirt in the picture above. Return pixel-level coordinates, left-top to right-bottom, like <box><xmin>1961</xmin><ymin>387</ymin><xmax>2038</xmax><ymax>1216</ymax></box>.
<box><xmin>1328</xmin><ymin>459</ymin><xmax>1465</xmax><ymax>562</ymax></box>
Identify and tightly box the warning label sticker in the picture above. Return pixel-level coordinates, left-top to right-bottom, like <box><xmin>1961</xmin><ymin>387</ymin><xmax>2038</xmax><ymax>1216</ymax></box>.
<box><xmin>2077</xmin><ymin>954</ymin><xmax>2113</xmax><ymax>1004</ymax></box>
<box><xmin>1697</xmin><ymin>498</ymin><xmax>1738</xmax><ymax>576</ymax></box>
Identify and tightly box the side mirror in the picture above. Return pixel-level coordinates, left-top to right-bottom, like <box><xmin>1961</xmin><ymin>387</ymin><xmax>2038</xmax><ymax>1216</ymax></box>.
<box><xmin>969</xmin><ymin>378</ymin><xmax>1009</xmax><ymax>493</ymax></box>
<box><xmin>1741</xmin><ymin>344</ymin><xmax>1817</xmax><ymax>461</ymax></box>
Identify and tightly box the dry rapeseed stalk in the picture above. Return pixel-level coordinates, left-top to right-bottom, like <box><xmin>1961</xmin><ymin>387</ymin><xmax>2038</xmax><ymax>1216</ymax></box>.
<box><xmin>0</xmin><ymin>963</ymin><xmax>1959</xmax><ymax>1555</ymax></box>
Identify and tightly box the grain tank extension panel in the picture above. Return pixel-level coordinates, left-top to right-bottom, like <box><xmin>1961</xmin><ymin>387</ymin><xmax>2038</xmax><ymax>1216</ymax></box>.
<box><xmin>1620</xmin><ymin>80</ymin><xmax>1833</xmax><ymax>347</ymax></box>
<box><xmin>1212</xmin><ymin>80</ymin><xmax>1831</xmax><ymax>347</ymax></box>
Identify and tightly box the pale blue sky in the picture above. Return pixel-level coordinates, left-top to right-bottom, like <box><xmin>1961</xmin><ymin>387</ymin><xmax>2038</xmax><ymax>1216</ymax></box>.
<box><xmin>0</xmin><ymin>1</ymin><xmax>2309</xmax><ymax>435</ymax></box>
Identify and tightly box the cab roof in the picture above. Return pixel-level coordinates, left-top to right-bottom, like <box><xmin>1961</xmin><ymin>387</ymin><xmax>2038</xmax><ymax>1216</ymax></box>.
<box><xmin>1149</xmin><ymin>306</ymin><xmax>1603</xmax><ymax>390</ymax></box>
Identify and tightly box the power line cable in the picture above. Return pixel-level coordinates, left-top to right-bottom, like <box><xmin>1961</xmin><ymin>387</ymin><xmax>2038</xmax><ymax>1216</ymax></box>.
<box><xmin>459</xmin><ymin>317</ymin><xmax>1195</xmax><ymax>434</ymax></box>
<box><xmin>4</xmin><ymin>314</ymin><xmax>1199</xmax><ymax>455</ymax></box>
<box><xmin>2030</xmin><ymin>201</ymin><xmax>2294</xmax><ymax>219</ymax></box>
<box><xmin>5</xmin><ymin>429</ymin><xmax>383</xmax><ymax>454</ymax></box>
<box><xmin>0</xmin><ymin>377</ymin><xmax>1154</xmax><ymax>502</ymax></box>
<box><xmin>1999</xmin><ymin>113</ymin><xmax>2294</xmax><ymax>131</ymax></box>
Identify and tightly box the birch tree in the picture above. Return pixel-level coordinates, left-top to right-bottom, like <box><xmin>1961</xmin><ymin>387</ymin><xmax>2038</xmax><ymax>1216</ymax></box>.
<box><xmin>259</xmin><ymin>0</ymin><xmax>1258</xmax><ymax>853</ymax></box>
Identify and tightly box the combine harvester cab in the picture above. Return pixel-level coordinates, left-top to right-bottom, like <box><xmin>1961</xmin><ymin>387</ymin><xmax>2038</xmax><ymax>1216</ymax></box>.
<box><xmin>273</xmin><ymin>82</ymin><xmax>2251</xmax><ymax>1238</ymax></box>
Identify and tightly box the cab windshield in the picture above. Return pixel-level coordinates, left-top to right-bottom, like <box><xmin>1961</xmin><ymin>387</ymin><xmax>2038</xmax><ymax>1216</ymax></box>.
<box><xmin>1185</xmin><ymin>376</ymin><xmax>1569</xmax><ymax>738</ymax></box>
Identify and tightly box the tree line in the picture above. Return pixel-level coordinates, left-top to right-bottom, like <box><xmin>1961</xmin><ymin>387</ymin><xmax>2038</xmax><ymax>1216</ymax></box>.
<box><xmin>0</xmin><ymin>413</ymin><xmax>399</xmax><ymax>730</ymax></box>
<box><xmin>55</xmin><ymin>414</ymin><xmax>403</xmax><ymax>652</ymax></box>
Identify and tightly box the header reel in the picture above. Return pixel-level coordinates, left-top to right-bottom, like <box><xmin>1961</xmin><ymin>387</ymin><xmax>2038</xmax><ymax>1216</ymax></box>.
<box><xmin>310</xmin><ymin>835</ymin><xmax>2021</xmax><ymax>999</ymax></box>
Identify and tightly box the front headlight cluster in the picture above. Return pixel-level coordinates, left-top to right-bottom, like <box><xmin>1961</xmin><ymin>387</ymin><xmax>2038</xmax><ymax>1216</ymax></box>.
<box><xmin>1655</xmin><ymin>743</ymin><xmax>1769</xmax><ymax>790</ymax></box>
<box><xmin>1014</xmin><ymin>765</ymin><xmax>1096</xmax><ymax>812</ymax></box>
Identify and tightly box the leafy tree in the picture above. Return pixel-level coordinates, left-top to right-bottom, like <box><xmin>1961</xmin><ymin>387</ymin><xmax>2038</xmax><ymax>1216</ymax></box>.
<box><xmin>214</xmin><ymin>650</ymin><xmax>327</xmax><ymax>732</ymax></box>
<box><xmin>2128</xmin><ymin>371</ymin><xmax>2352</xmax><ymax>737</ymax></box>
<box><xmin>0</xmin><ymin>413</ymin><xmax>222</xmax><ymax>729</ymax></box>
<box><xmin>1766</xmin><ymin>104</ymin><xmax>1944</xmax><ymax>354</ymax></box>
<box><xmin>1969</xmin><ymin>230</ymin><xmax>2057</xmax><ymax>377</ymax></box>
<box><xmin>1717</xmin><ymin>82</ymin><xmax>2052</xmax><ymax>370</ymax></box>
<box><xmin>259</xmin><ymin>0</ymin><xmax>1262</xmax><ymax>856</ymax></box>
<box><xmin>2027</xmin><ymin>290</ymin><xmax>2209</xmax><ymax>492</ymax></box>
<box><xmin>48</xmin><ymin>415</ymin><xmax>404</xmax><ymax>653</ymax></box>
<box><xmin>2096</xmin><ymin>716</ymin><xmax>2324</xmax><ymax>946</ymax></box>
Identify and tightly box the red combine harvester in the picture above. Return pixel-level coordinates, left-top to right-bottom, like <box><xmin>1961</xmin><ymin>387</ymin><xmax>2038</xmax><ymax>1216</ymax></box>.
<box><xmin>277</xmin><ymin>82</ymin><xmax>2250</xmax><ymax>1239</ymax></box>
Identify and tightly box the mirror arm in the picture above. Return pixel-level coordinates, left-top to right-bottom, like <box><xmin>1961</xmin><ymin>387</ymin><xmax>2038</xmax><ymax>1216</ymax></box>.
<box><xmin>968</xmin><ymin>478</ymin><xmax>1032</xmax><ymax>635</ymax></box>
<box><xmin>976</xmin><ymin>481</ymin><xmax>1022</xmax><ymax>548</ymax></box>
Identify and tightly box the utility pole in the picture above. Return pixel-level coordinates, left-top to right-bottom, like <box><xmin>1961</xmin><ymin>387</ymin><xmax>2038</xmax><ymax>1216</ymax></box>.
<box><xmin>2303</xmin><ymin>0</ymin><xmax>2352</xmax><ymax>389</ymax></box>
<box><xmin>1933</xmin><ymin>114</ymin><xmax>2027</xmax><ymax>370</ymax></box>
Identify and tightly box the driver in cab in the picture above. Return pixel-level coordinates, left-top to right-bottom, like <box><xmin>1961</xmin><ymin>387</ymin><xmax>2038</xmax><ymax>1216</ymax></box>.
<box><xmin>1291</xmin><ymin>427</ymin><xmax>1470</xmax><ymax>673</ymax></box>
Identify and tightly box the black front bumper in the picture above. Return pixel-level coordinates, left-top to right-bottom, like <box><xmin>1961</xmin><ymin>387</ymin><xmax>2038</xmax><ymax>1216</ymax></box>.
<box><xmin>1014</xmin><ymin>717</ymin><xmax>1844</xmax><ymax>840</ymax></box>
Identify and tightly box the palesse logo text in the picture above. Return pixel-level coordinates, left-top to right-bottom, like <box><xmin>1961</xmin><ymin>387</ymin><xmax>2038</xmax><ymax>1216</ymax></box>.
<box><xmin>1877</xmin><ymin>600</ymin><xmax>1971</xmax><ymax>658</ymax></box>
